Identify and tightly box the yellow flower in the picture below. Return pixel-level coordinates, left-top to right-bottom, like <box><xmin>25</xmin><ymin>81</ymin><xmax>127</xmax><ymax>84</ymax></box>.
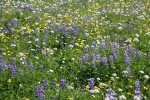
<box><xmin>129</xmin><ymin>85</ymin><xmax>133</xmax><ymax>88</ymax></box>
<box><xmin>144</xmin><ymin>87</ymin><xmax>148</xmax><ymax>90</ymax></box>
<box><xmin>94</xmin><ymin>86</ymin><xmax>100</xmax><ymax>90</ymax></box>
<box><xmin>69</xmin><ymin>97</ymin><xmax>73</xmax><ymax>100</ymax></box>
<box><xmin>86</xmin><ymin>85</ymin><xmax>90</xmax><ymax>90</ymax></box>
<box><xmin>91</xmin><ymin>95</ymin><xmax>95</xmax><ymax>98</ymax></box>
<box><xmin>56</xmin><ymin>83</ymin><xmax>60</xmax><ymax>87</ymax></box>
<box><xmin>7</xmin><ymin>79</ymin><xmax>12</xmax><ymax>83</ymax></box>
<box><xmin>127</xmin><ymin>92</ymin><xmax>131</xmax><ymax>95</ymax></box>
<box><xmin>116</xmin><ymin>77</ymin><xmax>119</xmax><ymax>79</ymax></box>
<box><xmin>35</xmin><ymin>22</ymin><xmax>39</xmax><ymax>25</ymax></box>
<box><xmin>79</xmin><ymin>44</ymin><xmax>84</xmax><ymax>48</ymax></box>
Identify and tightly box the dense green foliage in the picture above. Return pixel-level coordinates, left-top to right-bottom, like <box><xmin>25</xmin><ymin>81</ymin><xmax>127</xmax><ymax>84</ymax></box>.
<box><xmin>0</xmin><ymin>0</ymin><xmax>150</xmax><ymax>99</ymax></box>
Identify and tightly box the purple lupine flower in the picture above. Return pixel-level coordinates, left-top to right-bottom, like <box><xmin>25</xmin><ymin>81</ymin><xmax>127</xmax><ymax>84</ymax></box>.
<box><xmin>137</xmin><ymin>51</ymin><xmax>142</xmax><ymax>59</ymax></box>
<box><xmin>134</xmin><ymin>80</ymin><xmax>140</xmax><ymax>89</ymax></box>
<box><xmin>91</xmin><ymin>53</ymin><xmax>95</xmax><ymax>61</ymax></box>
<box><xmin>38</xmin><ymin>46</ymin><xmax>42</xmax><ymax>52</ymax></box>
<box><xmin>92</xmin><ymin>61</ymin><xmax>96</xmax><ymax>68</ymax></box>
<box><xmin>110</xmin><ymin>42</ymin><xmax>120</xmax><ymax>53</ymax></box>
<box><xmin>8</xmin><ymin>18</ymin><xmax>18</xmax><ymax>27</ymax></box>
<box><xmin>0</xmin><ymin>48</ymin><xmax>3</xmax><ymax>52</ymax></box>
<box><xmin>29</xmin><ymin>62</ymin><xmax>34</xmax><ymax>71</ymax></box>
<box><xmin>78</xmin><ymin>58</ymin><xmax>82</xmax><ymax>69</ymax></box>
<box><xmin>22</xmin><ymin>56</ymin><xmax>27</xmax><ymax>66</ymax></box>
<box><xmin>109</xmin><ymin>55</ymin><xmax>114</xmax><ymax>68</ymax></box>
<box><xmin>102</xmin><ymin>56</ymin><xmax>108</xmax><ymax>66</ymax></box>
<box><xmin>18</xmin><ymin>68</ymin><xmax>23</xmax><ymax>75</ymax></box>
<box><xmin>124</xmin><ymin>52</ymin><xmax>131</xmax><ymax>66</ymax></box>
<box><xmin>0</xmin><ymin>55</ymin><xmax>5</xmax><ymax>72</ymax></box>
<box><xmin>147</xmin><ymin>52</ymin><xmax>150</xmax><ymax>59</ymax></box>
<box><xmin>134</xmin><ymin>80</ymin><xmax>142</xmax><ymax>96</ymax></box>
<box><xmin>84</xmin><ymin>45</ymin><xmax>89</xmax><ymax>52</ymax></box>
<box><xmin>52</xmin><ymin>82</ymin><xmax>56</xmax><ymax>89</ymax></box>
<box><xmin>0</xmin><ymin>55</ymin><xmax>3</xmax><ymax>63</ymax></box>
<box><xmin>106</xmin><ymin>88</ymin><xmax>113</xmax><ymax>94</ymax></box>
<box><xmin>95</xmin><ymin>54</ymin><xmax>100</xmax><ymax>62</ymax></box>
<box><xmin>43</xmin><ymin>78</ymin><xmax>48</xmax><ymax>90</ymax></box>
<box><xmin>88</xmin><ymin>78</ymin><xmax>95</xmax><ymax>90</ymax></box>
<box><xmin>92</xmin><ymin>41</ymin><xmax>96</xmax><ymax>48</ymax></box>
<box><xmin>0</xmin><ymin>63</ymin><xmax>5</xmax><ymax>72</ymax></box>
<box><xmin>105</xmin><ymin>37</ymin><xmax>109</xmax><ymax>45</ymax></box>
<box><xmin>60</xmin><ymin>79</ymin><xmax>66</xmax><ymax>89</ymax></box>
<box><xmin>134</xmin><ymin>88</ymin><xmax>142</xmax><ymax>95</ymax></box>
<box><xmin>128</xmin><ymin>24</ymin><xmax>134</xmax><ymax>29</ymax></box>
<box><xmin>53</xmin><ymin>96</ymin><xmax>56</xmax><ymax>100</ymax></box>
<box><xmin>83</xmin><ymin>54</ymin><xmax>89</xmax><ymax>63</ymax></box>
<box><xmin>8</xmin><ymin>64</ymin><xmax>16</xmax><ymax>75</ymax></box>
<box><xmin>126</xmin><ymin>66</ymin><xmax>131</xmax><ymax>78</ymax></box>
<box><xmin>40</xmin><ymin>65</ymin><xmax>44</xmax><ymax>70</ymax></box>
<box><xmin>35</xmin><ymin>86</ymin><xmax>45</xmax><ymax>100</ymax></box>
<box><xmin>12</xmin><ymin>57</ymin><xmax>16</xmax><ymax>67</ymax></box>
<box><xmin>105</xmin><ymin>88</ymin><xmax>117</xmax><ymax>100</ymax></box>
<box><xmin>101</xmin><ymin>42</ymin><xmax>106</xmax><ymax>51</ymax></box>
<box><xmin>113</xmin><ymin>52</ymin><xmax>118</xmax><ymax>60</ymax></box>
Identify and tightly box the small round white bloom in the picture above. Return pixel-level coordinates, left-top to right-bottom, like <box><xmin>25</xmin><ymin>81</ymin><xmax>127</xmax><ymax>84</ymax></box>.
<box><xmin>134</xmin><ymin>95</ymin><xmax>142</xmax><ymax>100</ymax></box>
<box><xmin>71</xmin><ymin>58</ymin><xmax>75</xmax><ymax>61</ymax></box>
<box><xmin>89</xmin><ymin>89</ymin><xmax>99</xmax><ymax>94</ymax></box>
<box><xmin>19</xmin><ymin>84</ymin><xmax>22</xmax><ymax>88</ymax></box>
<box><xmin>53</xmin><ymin>48</ymin><xmax>57</xmax><ymax>51</ymax></box>
<box><xmin>48</xmin><ymin>69</ymin><xmax>54</xmax><ymax>73</ymax></box>
<box><xmin>133</xmin><ymin>38</ymin><xmax>139</xmax><ymax>42</ymax></box>
<box><xmin>123</xmin><ymin>70</ymin><xmax>128</xmax><ymax>74</ymax></box>
<box><xmin>60</xmin><ymin>66</ymin><xmax>63</xmax><ymax>69</ymax></box>
<box><xmin>146</xmin><ymin>32</ymin><xmax>150</xmax><ymax>36</ymax></box>
<box><xmin>97</xmin><ymin>78</ymin><xmax>100</xmax><ymax>80</ymax></box>
<box><xmin>11</xmin><ymin>44</ymin><xmax>16</xmax><ymax>47</ymax></box>
<box><xmin>31</xmin><ymin>49</ymin><xmax>35</xmax><ymax>51</ymax></box>
<box><xmin>112</xmin><ymin>73</ymin><xmax>117</xmax><ymax>77</ymax></box>
<box><xmin>50</xmin><ymin>30</ymin><xmax>54</xmax><ymax>34</ymax></box>
<box><xmin>110</xmin><ymin>76</ymin><xmax>115</xmax><ymax>81</ymax></box>
<box><xmin>27</xmin><ymin>41</ymin><xmax>32</xmax><ymax>43</ymax></box>
<box><xmin>35</xmin><ymin>56</ymin><xmax>39</xmax><ymax>59</ymax></box>
<box><xmin>38</xmin><ymin>82</ymin><xmax>40</xmax><ymax>84</ymax></box>
<box><xmin>99</xmin><ymin>82</ymin><xmax>106</xmax><ymax>86</ymax></box>
<box><xmin>55</xmin><ymin>40</ymin><xmax>59</xmax><ymax>43</ymax></box>
<box><xmin>67</xmin><ymin>86</ymin><xmax>74</xmax><ymax>90</ymax></box>
<box><xmin>35</xmin><ymin>38</ymin><xmax>39</xmax><ymax>42</ymax></box>
<box><xmin>85</xmin><ymin>33</ymin><xmax>89</xmax><ymax>37</ymax></box>
<box><xmin>118</xmin><ymin>27</ymin><xmax>123</xmax><ymax>30</ymax></box>
<box><xmin>135</xmin><ymin>34</ymin><xmax>139</xmax><ymax>38</ymax></box>
<box><xmin>119</xmin><ymin>95</ymin><xmax>126</xmax><ymax>100</ymax></box>
<box><xmin>143</xmin><ymin>75</ymin><xmax>149</xmax><ymax>79</ymax></box>
<box><xmin>105</xmin><ymin>97</ymin><xmax>110</xmax><ymax>100</ymax></box>
<box><xmin>139</xmin><ymin>70</ymin><xmax>144</xmax><ymax>74</ymax></box>
<box><xmin>75</xmin><ymin>43</ymin><xmax>79</xmax><ymax>46</ymax></box>
<box><xmin>63</xmin><ymin>58</ymin><xmax>65</xmax><ymax>60</ymax></box>
<box><xmin>125</xmin><ymin>38</ymin><xmax>132</xmax><ymax>43</ymax></box>
<box><xmin>68</xmin><ymin>45</ymin><xmax>74</xmax><ymax>49</ymax></box>
<box><xmin>118</xmin><ymin>88</ymin><xmax>123</xmax><ymax>92</ymax></box>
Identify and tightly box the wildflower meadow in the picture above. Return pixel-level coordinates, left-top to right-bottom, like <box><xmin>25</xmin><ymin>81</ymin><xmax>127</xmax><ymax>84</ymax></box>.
<box><xmin>0</xmin><ymin>0</ymin><xmax>150</xmax><ymax>100</ymax></box>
